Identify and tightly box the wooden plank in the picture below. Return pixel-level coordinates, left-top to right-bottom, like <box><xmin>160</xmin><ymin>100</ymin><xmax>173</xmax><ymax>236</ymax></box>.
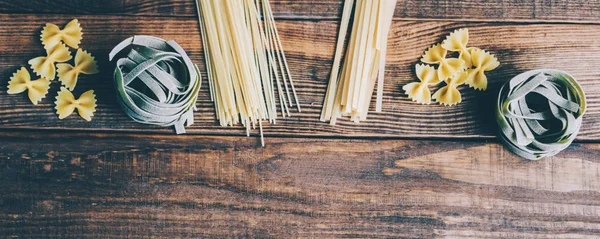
<box><xmin>0</xmin><ymin>0</ymin><xmax>600</xmax><ymax>23</ymax></box>
<box><xmin>1</xmin><ymin>132</ymin><xmax>599</xmax><ymax>238</ymax></box>
<box><xmin>0</xmin><ymin>15</ymin><xmax>599</xmax><ymax>141</ymax></box>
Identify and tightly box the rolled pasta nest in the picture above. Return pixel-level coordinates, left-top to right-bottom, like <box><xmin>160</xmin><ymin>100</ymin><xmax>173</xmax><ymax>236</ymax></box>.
<box><xmin>496</xmin><ymin>69</ymin><xmax>586</xmax><ymax>160</ymax></box>
<box><xmin>109</xmin><ymin>35</ymin><xmax>202</xmax><ymax>134</ymax></box>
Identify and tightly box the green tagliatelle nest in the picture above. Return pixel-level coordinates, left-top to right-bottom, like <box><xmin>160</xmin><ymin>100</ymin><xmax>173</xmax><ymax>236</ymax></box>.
<box><xmin>109</xmin><ymin>35</ymin><xmax>202</xmax><ymax>134</ymax></box>
<box><xmin>496</xmin><ymin>69</ymin><xmax>586</xmax><ymax>160</ymax></box>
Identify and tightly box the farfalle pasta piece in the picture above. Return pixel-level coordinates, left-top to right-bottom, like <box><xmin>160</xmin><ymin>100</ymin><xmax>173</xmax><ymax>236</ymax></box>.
<box><xmin>55</xmin><ymin>87</ymin><xmax>97</xmax><ymax>121</ymax></box>
<box><xmin>57</xmin><ymin>49</ymin><xmax>99</xmax><ymax>90</ymax></box>
<box><xmin>41</xmin><ymin>19</ymin><xmax>83</xmax><ymax>50</ymax></box>
<box><xmin>403</xmin><ymin>64</ymin><xmax>441</xmax><ymax>104</ymax></box>
<box><xmin>7</xmin><ymin>67</ymin><xmax>51</xmax><ymax>105</ymax></box>
<box><xmin>465</xmin><ymin>48</ymin><xmax>500</xmax><ymax>91</ymax></box>
<box><xmin>442</xmin><ymin>28</ymin><xmax>472</xmax><ymax>68</ymax></box>
<box><xmin>28</xmin><ymin>43</ymin><xmax>72</xmax><ymax>81</ymax></box>
<box><xmin>433</xmin><ymin>70</ymin><xmax>469</xmax><ymax>106</ymax></box>
<box><xmin>421</xmin><ymin>44</ymin><xmax>465</xmax><ymax>81</ymax></box>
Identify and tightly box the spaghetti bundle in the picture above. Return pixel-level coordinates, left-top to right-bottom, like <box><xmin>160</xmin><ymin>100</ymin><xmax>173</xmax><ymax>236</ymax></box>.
<box><xmin>321</xmin><ymin>0</ymin><xmax>397</xmax><ymax>124</ymax></box>
<box><xmin>196</xmin><ymin>0</ymin><xmax>300</xmax><ymax>145</ymax></box>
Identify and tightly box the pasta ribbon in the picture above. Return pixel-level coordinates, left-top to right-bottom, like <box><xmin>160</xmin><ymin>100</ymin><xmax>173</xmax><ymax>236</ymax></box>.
<box><xmin>29</xmin><ymin>43</ymin><xmax>72</xmax><ymax>81</ymax></box>
<box><xmin>57</xmin><ymin>49</ymin><xmax>99</xmax><ymax>91</ymax></box>
<box><xmin>41</xmin><ymin>19</ymin><xmax>83</xmax><ymax>50</ymax></box>
<box><xmin>403</xmin><ymin>64</ymin><xmax>441</xmax><ymax>104</ymax></box>
<box><xmin>465</xmin><ymin>48</ymin><xmax>500</xmax><ymax>91</ymax></box>
<box><xmin>7</xmin><ymin>67</ymin><xmax>51</xmax><ymax>105</ymax></box>
<box><xmin>109</xmin><ymin>35</ymin><xmax>201</xmax><ymax>134</ymax></box>
<box><xmin>442</xmin><ymin>28</ymin><xmax>472</xmax><ymax>68</ymax></box>
<box><xmin>55</xmin><ymin>87</ymin><xmax>97</xmax><ymax>121</ymax></box>
<box><xmin>496</xmin><ymin>70</ymin><xmax>586</xmax><ymax>160</ymax></box>
<box><xmin>421</xmin><ymin>44</ymin><xmax>465</xmax><ymax>81</ymax></box>
<box><xmin>432</xmin><ymin>70</ymin><xmax>468</xmax><ymax>106</ymax></box>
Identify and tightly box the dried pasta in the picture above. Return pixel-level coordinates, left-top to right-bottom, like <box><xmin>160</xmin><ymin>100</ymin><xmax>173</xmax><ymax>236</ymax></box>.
<box><xmin>404</xmin><ymin>28</ymin><xmax>500</xmax><ymax>106</ymax></box>
<box><xmin>465</xmin><ymin>48</ymin><xmax>500</xmax><ymax>90</ymax></box>
<box><xmin>432</xmin><ymin>70</ymin><xmax>468</xmax><ymax>106</ymax></box>
<box><xmin>57</xmin><ymin>49</ymin><xmax>99</xmax><ymax>91</ymax></box>
<box><xmin>55</xmin><ymin>87</ymin><xmax>97</xmax><ymax>121</ymax></box>
<box><xmin>29</xmin><ymin>43</ymin><xmax>72</xmax><ymax>81</ymax></box>
<box><xmin>496</xmin><ymin>70</ymin><xmax>586</xmax><ymax>160</ymax></box>
<box><xmin>402</xmin><ymin>64</ymin><xmax>441</xmax><ymax>104</ymax></box>
<box><xmin>321</xmin><ymin>0</ymin><xmax>398</xmax><ymax>124</ymax></box>
<box><xmin>421</xmin><ymin>44</ymin><xmax>464</xmax><ymax>81</ymax></box>
<box><xmin>7</xmin><ymin>67</ymin><xmax>51</xmax><ymax>105</ymax></box>
<box><xmin>41</xmin><ymin>19</ymin><xmax>83</xmax><ymax>49</ymax></box>
<box><xmin>442</xmin><ymin>28</ymin><xmax>471</xmax><ymax>68</ymax></box>
<box><xmin>109</xmin><ymin>35</ymin><xmax>201</xmax><ymax>134</ymax></box>
<box><xmin>197</xmin><ymin>0</ymin><xmax>300</xmax><ymax>145</ymax></box>
<box><xmin>6</xmin><ymin>19</ymin><xmax>98</xmax><ymax>121</ymax></box>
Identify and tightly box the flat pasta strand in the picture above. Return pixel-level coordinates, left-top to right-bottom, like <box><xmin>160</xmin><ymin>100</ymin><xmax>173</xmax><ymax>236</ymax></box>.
<box><xmin>54</xmin><ymin>87</ymin><xmax>97</xmax><ymax>121</ymax></box>
<box><xmin>7</xmin><ymin>67</ymin><xmax>51</xmax><ymax>105</ymax></box>
<box><xmin>321</xmin><ymin>0</ymin><xmax>398</xmax><ymax>124</ymax></box>
<box><xmin>57</xmin><ymin>49</ymin><xmax>99</xmax><ymax>91</ymax></box>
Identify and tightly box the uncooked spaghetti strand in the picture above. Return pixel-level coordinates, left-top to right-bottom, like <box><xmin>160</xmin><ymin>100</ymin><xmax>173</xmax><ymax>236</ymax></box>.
<box><xmin>263</xmin><ymin>0</ymin><xmax>301</xmax><ymax>112</ymax></box>
<box><xmin>261</xmin><ymin>0</ymin><xmax>291</xmax><ymax>117</ymax></box>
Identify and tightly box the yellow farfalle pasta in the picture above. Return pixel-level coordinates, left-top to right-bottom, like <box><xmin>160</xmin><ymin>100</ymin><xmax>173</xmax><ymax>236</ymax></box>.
<box><xmin>41</xmin><ymin>19</ymin><xmax>83</xmax><ymax>50</ymax></box>
<box><xmin>465</xmin><ymin>48</ymin><xmax>500</xmax><ymax>91</ymax></box>
<box><xmin>442</xmin><ymin>28</ymin><xmax>472</xmax><ymax>68</ymax></box>
<box><xmin>28</xmin><ymin>43</ymin><xmax>72</xmax><ymax>81</ymax></box>
<box><xmin>57</xmin><ymin>49</ymin><xmax>99</xmax><ymax>90</ymax></box>
<box><xmin>7</xmin><ymin>67</ymin><xmax>51</xmax><ymax>105</ymax></box>
<box><xmin>433</xmin><ymin>70</ymin><xmax>469</xmax><ymax>106</ymax></box>
<box><xmin>54</xmin><ymin>87</ymin><xmax>96</xmax><ymax>121</ymax></box>
<box><xmin>404</xmin><ymin>28</ymin><xmax>500</xmax><ymax>106</ymax></box>
<box><xmin>421</xmin><ymin>44</ymin><xmax>465</xmax><ymax>81</ymax></box>
<box><xmin>403</xmin><ymin>64</ymin><xmax>441</xmax><ymax>104</ymax></box>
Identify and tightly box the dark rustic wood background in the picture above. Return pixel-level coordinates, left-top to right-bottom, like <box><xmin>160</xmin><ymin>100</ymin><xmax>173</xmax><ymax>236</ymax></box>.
<box><xmin>1</xmin><ymin>0</ymin><xmax>599</xmax><ymax>238</ymax></box>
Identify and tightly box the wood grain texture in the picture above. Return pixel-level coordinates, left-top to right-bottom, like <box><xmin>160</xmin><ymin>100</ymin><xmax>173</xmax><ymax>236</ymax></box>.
<box><xmin>2</xmin><ymin>1</ymin><xmax>600</xmax><ymax>238</ymax></box>
<box><xmin>1</xmin><ymin>0</ymin><xmax>600</xmax><ymax>23</ymax></box>
<box><xmin>0</xmin><ymin>15</ymin><xmax>599</xmax><ymax>140</ymax></box>
<box><xmin>1</xmin><ymin>132</ymin><xmax>599</xmax><ymax>238</ymax></box>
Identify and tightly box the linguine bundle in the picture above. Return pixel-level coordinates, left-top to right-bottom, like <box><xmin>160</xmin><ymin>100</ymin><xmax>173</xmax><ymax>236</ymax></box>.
<box><xmin>496</xmin><ymin>69</ymin><xmax>586</xmax><ymax>160</ymax></box>
<box><xmin>321</xmin><ymin>0</ymin><xmax>398</xmax><ymax>124</ymax></box>
<box><xmin>109</xmin><ymin>35</ymin><xmax>202</xmax><ymax>134</ymax></box>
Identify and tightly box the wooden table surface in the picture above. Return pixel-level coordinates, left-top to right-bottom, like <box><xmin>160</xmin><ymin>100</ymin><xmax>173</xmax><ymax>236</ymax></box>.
<box><xmin>1</xmin><ymin>0</ymin><xmax>600</xmax><ymax>238</ymax></box>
